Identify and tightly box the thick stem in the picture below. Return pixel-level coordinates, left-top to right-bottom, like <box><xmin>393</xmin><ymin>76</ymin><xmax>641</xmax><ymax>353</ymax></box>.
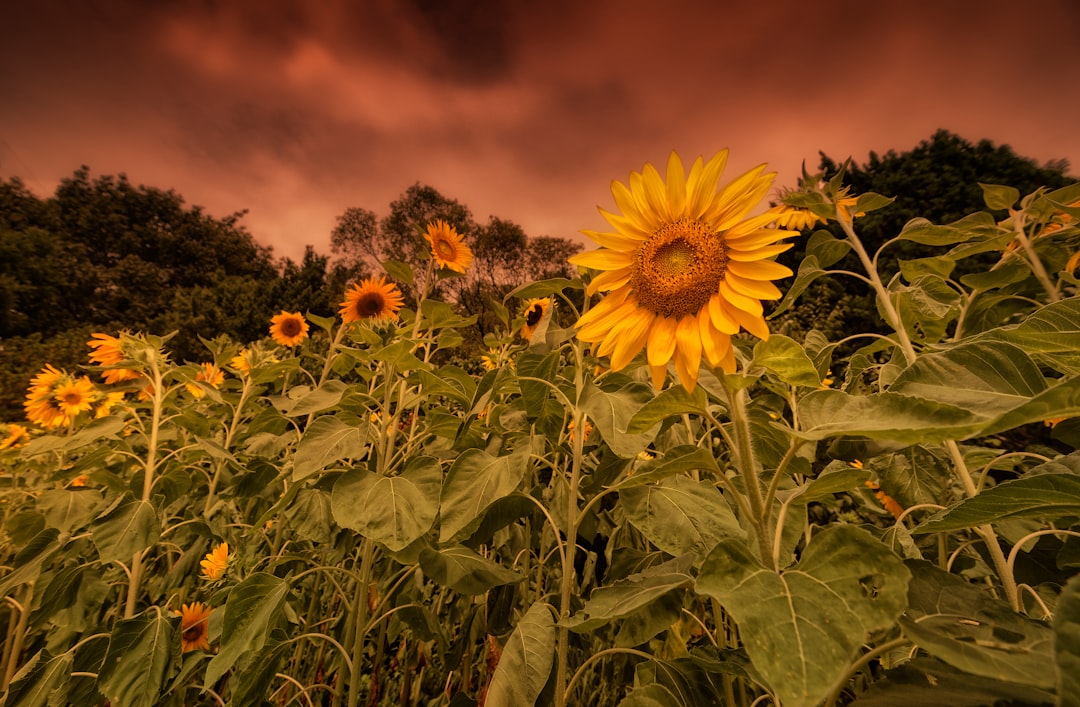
<box><xmin>1010</xmin><ymin>210</ymin><xmax>1060</xmax><ymax>303</ymax></box>
<box><xmin>126</xmin><ymin>358</ymin><xmax>165</xmax><ymax>618</ymax></box>
<box><xmin>728</xmin><ymin>387</ymin><xmax>775</xmax><ymax>570</ymax></box>
<box><xmin>346</xmin><ymin>538</ymin><xmax>376</xmax><ymax>707</ymax></box>
<box><xmin>1</xmin><ymin>583</ymin><xmax>33</xmax><ymax>691</ymax></box>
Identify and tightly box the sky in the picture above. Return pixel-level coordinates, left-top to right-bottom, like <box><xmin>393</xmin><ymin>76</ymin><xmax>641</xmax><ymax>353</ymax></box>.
<box><xmin>2</xmin><ymin>0</ymin><xmax>1079</xmax><ymax>264</ymax></box>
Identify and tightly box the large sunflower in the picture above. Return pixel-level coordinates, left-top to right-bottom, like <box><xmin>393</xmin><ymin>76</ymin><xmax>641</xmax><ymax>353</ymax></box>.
<box><xmin>178</xmin><ymin>602</ymin><xmax>212</xmax><ymax>652</ymax></box>
<box><xmin>424</xmin><ymin>219</ymin><xmax>474</xmax><ymax>273</ymax></box>
<box><xmin>570</xmin><ymin>151</ymin><xmax>796</xmax><ymax>391</ymax></box>
<box><xmin>269</xmin><ymin>311</ymin><xmax>310</xmax><ymax>346</ymax></box>
<box><xmin>339</xmin><ymin>276</ymin><xmax>405</xmax><ymax>323</ymax></box>
<box><xmin>87</xmin><ymin>333</ymin><xmax>143</xmax><ymax>384</ymax></box>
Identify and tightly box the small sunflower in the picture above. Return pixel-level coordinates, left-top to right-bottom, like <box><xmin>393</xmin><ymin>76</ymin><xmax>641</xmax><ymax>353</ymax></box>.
<box><xmin>423</xmin><ymin>219</ymin><xmax>474</xmax><ymax>273</ymax></box>
<box><xmin>24</xmin><ymin>365</ymin><xmax>85</xmax><ymax>429</ymax></box>
<box><xmin>54</xmin><ymin>377</ymin><xmax>97</xmax><ymax>419</ymax></box>
<box><xmin>69</xmin><ymin>474</ymin><xmax>90</xmax><ymax>487</ymax></box>
<box><xmin>269</xmin><ymin>311</ymin><xmax>310</xmax><ymax>347</ymax></box>
<box><xmin>339</xmin><ymin>276</ymin><xmax>405</xmax><ymax>323</ymax></box>
<box><xmin>87</xmin><ymin>333</ymin><xmax>143</xmax><ymax>384</ymax></box>
<box><xmin>186</xmin><ymin>363</ymin><xmax>225</xmax><ymax>398</ymax></box>
<box><xmin>570</xmin><ymin>151</ymin><xmax>797</xmax><ymax>391</ymax></box>
<box><xmin>865</xmin><ymin>480</ymin><xmax>905</xmax><ymax>520</ymax></box>
<box><xmin>567</xmin><ymin>419</ymin><xmax>594</xmax><ymax>444</ymax></box>
<box><xmin>94</xmin><ymin>391</ymin><xmax>127</xmax><ymax>419</ymax></box>
<box><xmin>230</xmin><ymin>349</ymin><xmax>252</xmax><ymax>376</ymax></box>
<box><xmin>0</xmin><ymin>423</ymin><xmax>29</xmax><ymax>450</ymax></box>
<box><xmin>520</xmin><ymin>298</ymin><xmax>552</xmax><ymax>342</ymax></box>
<box><xmin>480</xmin><ymin>349</ymin><xmax>498</xmax><ymax>371</ymax></box>
<box><xmin>201</xmin><ymin>542</ymin><xmax>229</xmax><ymax>581</ymax></box>
<box><xmin>178</xmin><ymin>602</ymin><xmax>212</xmax><ymax>652</ymax></box>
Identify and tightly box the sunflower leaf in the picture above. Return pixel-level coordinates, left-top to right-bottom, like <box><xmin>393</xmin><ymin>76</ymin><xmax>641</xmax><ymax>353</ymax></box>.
<box><xmin>913</xmin><ymin>472</ymin><xmax>1080</xmax><ymax>534</ymax></box>
<box><xmin>621</xmin><ymin>476</ymin><xmax>743</xmax><ymax>559</ymax></box>
<box><xmin>486</xmin><ymin>602</ymin><xmax>555</xmax><ymax>707</ymax></box>
<box><xmin>205</xmin><ymin>573</ymin><xmax>289</xmax><ymax>687</ymax></box>
<box><xmin>2</xmin><ymin>649</ymin><xmax>72</xmax><ymax>707</ymax></box>
<box><xmin>332</xmin><ymin>456</ymin><xmax>441</xmax><ymax>551</ymax></box>
<box><xmin>439</xmin><ymin>443</ymin><xmax>530</xmax><ymax>543</ymax></box>
<box><xmin>419</xmin><ymin>545</ymin><xmax>525</xmax><ymax>595</ymax></box>
<box><xmin>625</xmin><ymin>386</ymin><xmax>709</xmax><ymax>434</ymax></box>
<box><xmin>99</xmin><ymin>609</ymin><xmax>179</xmax><ymax>707</ymax></box>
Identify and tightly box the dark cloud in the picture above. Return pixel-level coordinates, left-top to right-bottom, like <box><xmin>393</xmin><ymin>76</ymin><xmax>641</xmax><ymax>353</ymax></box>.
<box><xmin>2</xmin><ymin>0</ymin><xmax>1078</xmax><ymax>262</ymax></box>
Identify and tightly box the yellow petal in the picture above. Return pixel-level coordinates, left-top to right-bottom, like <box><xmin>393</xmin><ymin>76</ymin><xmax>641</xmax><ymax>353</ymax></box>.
<box><xmin>641</xmin><ymin>162</ymin><xmax>670</xmax><ymax>223</ymax></box>
<box><xmin>608</xmin><ymin>308</ymin><xmax>655</xmax><ymax>370</ymax></box>
<box><xmin>576</xmin><ymin>287</ymin><xmax>630</xmax><ymax>334</ymax></box>
<box><xmin>687</xmin><ymin>151</ymin><xmax>729</xmax><ymax>220</ymax></box>
<box><xmin>727</xmin><ymin>304</ymin><xmax>770</xmax><ymax>340</ymax></box>
<box><xmin>650</xmin><ymin>363</ymin><xmax>668</xmax><ymax>389</ymax></box>
<box><xmin>718</xmin><ymin>280</ymin><xmax>764</xmax><ymax>315</ymax></box>
<box><xmin>582</xmin><ymin>228</ymin><xmax>644</xmax><ymax>251</ymax></box>
<box><xmin>646</xmin><ymin>315</ymin><xmax>678</xmax><ymax>366</ymax></box>
<box><xmin>569</xmin><ymin>248</ymin><xmax>633</xmax><ymax>271</ymax></box>
<box><xmin>725</xmin><ymin>228</ymin><xmax>796</xmax><ymax>250</ymax></box>
<box><xmin>585</xmin><ymin>268</ymin><xmax>633</xmax><ymax>295</ymax></box>
<box><xmin>698</xmin><ymin>307</ymin><xmax>731</xmax><ymax>367</ymax></box>
<box><xmin>713</xmin><ymin>170</ymin><xmax>777</xmax><ymax>232</ymax></box>
<box><xmin>600</xmin><ymin>208</ymin><xmax>651</xmax><ymax>239</ymax></box>
<box><xmin>727</xmin><ymin>259</ymin><xmax>793</xmax><ymax>280</ymax></box>
<box><xmin>708</xmin><ymin>295</ymin><xmax>741</xmax><ymax>334</ymax></box>
<box><xmin>665</xmin><ymin>151</ymin><xmax>687</xmax><ymax>217</ymax></box>
<box><xmin>700</xmin><ymin>165</ymin><xmax>768</xmax><ymax>225</ymax></box>
<box><xmin>718</xmin><ymin>343</ymin><xmax>738</xmax><ymax>373</ymax></box>
<box><xmin>672</xmin><ymin>315</ymin><xmax>702</xmax><ymax>392</ymax></box>
<box><xmin>725</xmin><ymin>272</ymin><xmax>782</xmax><ymax>300</ymax></box>
<box><xmin>727</xmin><ymin>243</ymin><xmax>793</xmax><ymax>261</ymax></box>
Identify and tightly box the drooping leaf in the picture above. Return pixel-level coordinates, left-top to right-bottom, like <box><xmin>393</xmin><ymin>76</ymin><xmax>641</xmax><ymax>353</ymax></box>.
<box><xmin>851</xmin><ymin>657</ymin><xmax>1055</xmax><ymax>706</ymax></box>
<box><xmin>0</xmin><ymin>527</ymin><xmax>59</xmax><ymax>597</ymax></box>
<box><xmin>621</xmin><ymin>477</ymin><xmax>743</xmax><ymax>559</ymax></box>
<box><xmin>440</xmin><ymin>444</ymin><xmax>530</xmax><ymax>543</ymax></box>
<box><xmin>1</xmin><ymin>649</ymin><xmax>73</xmax><ymax>707</ymax></box>
<box><xmin>696</xmin><ymin>525</ymin><xmax>910</xmax><ymax>707</ymax></box>
<box><xmin>750</xmin><ymin>335</ymin><xmax>822</xmax><ymax>388</ymax></box>
<box><xmin>91</xmin><ymin>498</ymin><xmax>160</xmax><ymax>565</ymax></box>
<box><xmin>36</xmin><ymin>488</ymin><xmax>104</xmax><ymax>535</ymax></box>
<box><xmin>609</xmin><ymin>445</ymin><xmax>720</xmax><ymax>490</ymax></box>
<box><xmin>332</xmin><ymin>456</ymin><xmax>440</xmax><ymax>551</ymax></box>
<box><xmin>205</xmin><ymin>573</ymin><xmax>289</xmax><ymax>687</ymax></box>
<box><xmin>914</xmin><ymin>473</ymin><xmax>1080</xmax><ymax>533</ymax></box>
<box><xmin>580</xmin><ymin>380</ymin><xmax>659</xmax><ymax>457</ymax></box>
<box><xmin>280</xmin><ymin>379</ymin><xmax>348</xmax><ymax>417</ymax></box>
<box><xmin>901</xmin><ymin>560</ymin><xmax>1054</xmax><ymax>689</ymax></box>
<box><xmin>797</xmin><ymin>390</ymin><xmax>980</xmax><ymax>443</ymax></box>
<box><xmin>292</xmin><ymin>414</ymin><xmax>368</xmax><ymax>481</ymax></box>
<box><xmin>625</xmin><ymin>386</ymin><xmax>709</xmax><ymax>435</ymax></box>
<box><xmin>98</xmin><ymin>609</ymin><xmax>179</xmax><ymax>707</ymax></box>
<box><xmin>564</xmin><ymin>555</ymin><xmax>693</xmax><ymax>632</ymax></box>
<box><xmin>504</xmin><ymin>277</ymin><xmax>582</xmax><ymax>302</ymax></box>
<box><xmin>419</xmin><ymin>545</ymin><xmax>525</xmax><ymax>595</ymax></box>
<box><xmin>486</xmin><ymin>602</ymin><xmax>555</xmax><ymax>707</ymax></box>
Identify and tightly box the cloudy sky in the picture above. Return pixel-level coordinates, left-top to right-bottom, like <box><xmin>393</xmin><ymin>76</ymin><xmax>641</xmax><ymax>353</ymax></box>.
<box><xmin>2</xmin><ymin>0</ymin><xmax>1078</xmax><ymax>263</ymax></box>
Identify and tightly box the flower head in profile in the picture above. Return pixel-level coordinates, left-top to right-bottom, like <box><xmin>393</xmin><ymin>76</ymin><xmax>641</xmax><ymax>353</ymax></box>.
<box><xmin>269</xmin><ymin>311</ymin><xmax>310</xmax><ymax>347</ymax></box>
<box><xmin>480</xmin><ymin>348</ymin><xmax>499</xmax><ymax>371</ymax></box>
<box><xmin>520</xmin><ymin>298</ymin><xmax>552</xmax><ymax>342</ymax></box>
<box><xmin>201</xmin><ymin>542</ymin><xmax>229</xmax><ymax>581</ymax></box>
<box><xmin>570</xmin><ymin>151</ymin><xmax>796</xmax><ymax>391</ymax></box>
<box><xmin>0</xmin><ymin>423</ymin><xmax>29</xmax><ymax>451</ymax></box>
<box><xmin>424</xmin><ymin>219</ymin><xmax>474</xmax><ymax>273</ymax></box>
<box><xmin>186</xmin><ymin>363</ymin><xmax>225</xmax><ymax>398</ymax></box>
<box><xmin>339</xmin><ymin>276</ymin><xmax>405</xmax><ymax>323</ymax></box>
<box><xmin>230</xmin><ymin>348</ymin><xmax>252</xmax><ymax>376</ymax></box>
<box><xmin>177</xmin><ymin>602</ymin><xmax>212</xmax><ymax>652</ymax></box>
<box><xmin>87</xmin><ymin>333</ymin><xmax>143</xmax><ymax>384</ymax></box>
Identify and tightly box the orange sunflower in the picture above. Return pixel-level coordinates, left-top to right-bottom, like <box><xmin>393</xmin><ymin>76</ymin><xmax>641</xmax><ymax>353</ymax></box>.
<box><xmin>423</xmin><ymin>219</ymin><xmax>474</xmax><ymax>273</ymax></box>
<box><xmin>520</xmin><ymin>298</ymin><xmax>552</xmax><ymax>342</ymax></box>
<box><xmin>178</xmin><ymin>602</ymin><xmax>212</xmax><ymax>652</ymax></box>
<box><xmin>186</xmin><ymin>363</ymin><xmax>225</xmax><ymax>398</ymax></box>
<box><xmin>339</xmin><ymin>276</ymin><xmax>405</xmax><ymax>323</ymax></box>
<box><xmin>24</xmin><ymin>365</ymin><xmax>99</xmax><ymax>429</ymax></box>
<box><xmin>200</xmin><ymin>542</ymin><xmax>229</xmax><ymax>581</ymax></box>
<box><xmin>570</xmin><ymin>150</ymin><xmax>797</xmax><ymax>391</ymax></box>
<box><xmin>87</xmin><ymin>333</ymin><xmax>143</xmax><ymax>384</ymax></box>
<box><xmin>0</xmin><ymin>423</ymin><xmax>29</xmax><ymax>450</ymax></box>
<box><xmin>269</xmin><ymin>311</ymin><xmax>310</xmax><ymax>346</ymax></box>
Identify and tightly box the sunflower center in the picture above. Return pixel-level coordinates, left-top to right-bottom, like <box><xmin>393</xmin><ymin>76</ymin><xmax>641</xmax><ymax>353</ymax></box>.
<box><xmin>61</xmin><ymin>391</ymin><xmax>83</xmax><ymax>406</ymax></box>
<box><xmin>435</xmin><ymin>239</ymin><xmax>456</xmax><ymax>259</ymax></box>
<box><xmin>525</xmin><ymin>304</ymin><xmax>543</xmax><ymax>326</ymax></box>
<box><xmin>357</xmin><ymin>293</ymin><xmax>386</xmax><ymax>317</ymax></box>
<box><xmin>280</xmin><ymin>318</ymin><xmax>302</xmax><ymax>337</ymax></box>
<box><xmin>630</xmin><ymin>218</ymin><xmax>728</xmax><ymax>319</ymax></box>
<box><xmin>183</xmin><ymin>625</ymin><xmax>204</xmax><ymax>641</ymax></box>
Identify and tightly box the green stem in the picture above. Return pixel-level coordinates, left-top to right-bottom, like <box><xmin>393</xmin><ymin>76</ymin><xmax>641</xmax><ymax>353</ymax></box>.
<box><xmin>1</xmin><ymin>582</ymin><xmax>33</xmax><ymax>691</ymax></box>
<box><xmin>727</xmin><ymin>386</ymin><xmax>774</xmax><ymax>569</ymax></box>
<box><xmin>126</xmin><ymin>357</ymin><xmax>165</xmax><ymax>618</ymax></box>
<box><xmin>1009</xmin><ymin>209</ymin><xmax>1060</xmax><ymax>303</ymax></box>
<box><xmin>346</xmin><ymin>538</ymin><xmax>376</xmax><ymax>707</ymax></box>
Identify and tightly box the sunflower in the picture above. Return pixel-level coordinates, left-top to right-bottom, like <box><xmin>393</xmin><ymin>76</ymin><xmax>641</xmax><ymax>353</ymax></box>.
<box><xmin>339</xmin><ymin>276</ymin><xmax>405</xmax><ymax>323</ymax></box>
<box><xmin>269</xmin><ymin>311</ymin><xmax>310</xmax><ymax>346</ymax></box>
<box><xmin>770</xmin><ymin>189</ymin><xmax>863</xmax><ymax>230</ymax></box>
<box><xmin>54</xmin><ymin>377</ymin><xmax>97</xmax><ymax>419</ymax></box>
<box><xmin>424</xmin><ymin>219</ymin><xmax>474</xmax><ymax>273</ymax></box>
<box><xmin>87</xmin><ymin>333</ymin><xmax>143</xmax><ymax>384</ymax></box>
<box><xmin>0</xmin><ymin>423</ymin><xmax>29</xmax><ymax>450</ymax></box>
<box><xmin>230</xmin><ymin>349</ymin><xmax>252</xmax><ymax>376</ymax></box>
<box><xmin>186</xmin><ymin>363</ymin><xmax>225</xmax><ymax>398</ymax></box>
<box><xmin>94</xmin><ymin>391</ymin><xmax>127</xmax><ymax>418</ymax></box>
<box><xmin>570</xmin><ymin>151</ymin><xmax>797</xmax><ymax>391</ymax></box>
<box><xmin>480</xmin><ymin>348</ymin><xmax>499</xmax><ymax>371</ymax></box>
<box><xmin>178</xmin><ymin>602</ymin><xmax>212</xmax><ymax>652</ymax></box>
<box><xmin>24</xmin><ymin>365</ymin><xmax>85</xmax><ymax>429</ymax></box>
<box><xmin>567</xmin><ymin>419</ymin><xmax>593</xmax><ymax>444</ymax></box>
<box><xmin>201</xmin><ymin>542</ymin><xmax>229</xmax><ymax>581</ymax></box>
<box><xmin>520</xmin><ymin>298</ymin><xmax>552</xmax><ymax>342</ymax></box>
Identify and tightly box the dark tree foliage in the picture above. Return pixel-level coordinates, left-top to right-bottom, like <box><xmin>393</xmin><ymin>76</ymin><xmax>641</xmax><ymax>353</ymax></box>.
<box><xmin>773</xmin><ymin>130</ymin><xmax>1075</xmax><ymax>344</ymax></box>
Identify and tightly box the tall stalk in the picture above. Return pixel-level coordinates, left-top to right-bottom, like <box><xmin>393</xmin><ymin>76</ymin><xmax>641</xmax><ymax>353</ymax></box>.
<box><xmin>125</xmin><ymin>356</ymin><xmax>165</xmax><ymax>618</ymax></box>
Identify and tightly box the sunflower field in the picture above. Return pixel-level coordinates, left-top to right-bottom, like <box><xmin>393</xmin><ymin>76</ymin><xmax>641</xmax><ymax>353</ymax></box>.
<box><xmin>2</xmin><ymin>151</ymin><xmax>1080</xmax><ymax>707</ymax></box>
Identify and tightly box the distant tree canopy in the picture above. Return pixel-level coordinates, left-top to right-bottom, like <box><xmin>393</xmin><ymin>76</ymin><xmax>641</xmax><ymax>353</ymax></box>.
<box><xmin>772</xmin><ymin>130</ymin><xmax>1075</xmax><ymax>344</ymax></box>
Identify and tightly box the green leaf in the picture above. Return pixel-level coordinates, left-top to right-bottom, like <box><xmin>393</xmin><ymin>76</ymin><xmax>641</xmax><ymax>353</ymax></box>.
<box><xmin>205</xmin><ymin>572</ymin><xmax>289</xmax><ymax>687</ymax></box>
<box><xmin>91</xmin><ymin>498</ymin><xmax>160</xmax><ymax>565</ymax></box>
<box><xmin>609</xmin><ymin>445</ymin><xmax>720</xmax><ymax>490</ymax></box>
<box><xmin>564</xmin><ymin>555</ymin><xmax>693</xmax><ymax>632</ymax></box>
<box><xmin>2</xmin><ymin>649</ymin><xmax>73</xmax><ymax>707</ymax></box>
<box><xmin>750</xmin><ymin>335</ymin><xmax>822</xmax><ymax>387</ymax></box>
<box><xmin>518</xmin><ymin>351</ymin><xmax>563</xmax><ymax>419</ymax></box>
<box><xmin>19</xmin><ymin>416</ymin><xmax>126</xmax><ymax>456</ymax></box>
<box><xmin>332</xmin><ymin>456</ymin><xmax>441</xmax><ymax>551</ymax></box>
<box><xmin>696</xmin><ymin>525</ymin><xmax>910</xmax><ymax>707</ymax></box>
<box><xmin>617</xmin><ymin>683</ymin><xmax>682</xmax><ymax>707</ymax></box>
<box><xmin>901</xmin><ymin>560</ymin><xmax>1054</xmax><ymax>689</ymax></box>
<box><xmin>36</xmin><ymin>488</ymin><xmax>103</xmax><ymax>535</ymax></box>
<box><xmin>292</xmin><ymin>415</ymin><xmax>368</xmax><ymax>481</ymax></box>
<box><xmin>771</xmin><ymin>255</ymin><xmax>831</xmax><ymax>317</ymax></box>
<box><xmin>784</xmin><ymin>465</ymin><xmax>870</xmax><ymax>506</ymax></box>
<box><xmin>283</xmin><ymin>488</ymin><xmax>335</xmax><ymax>543</ymax></box>
<box><xmin>625</xmin><ymin>386</ymin><xmax>709</xmax><ymax>435</ymax></box>
<box><xmin>580</xmin><ymin>380</ymin><xmax>659</xmax><ymax>458</ymax></box>
<box><xmin>371</xmin><ymin>339</ymin><xmax>429</xmax><ymax>372</ymax></box>
<box><xmin>280</xmin><ymin>379</ymin><xmax>348</xmax><ymax>417</ymax></box>
<box><xmin>422</xmin><ymin>298</ymin><xmax>476</xmax><ymax>330</ymax></box>
<box><xmin>382</xmin><ymin>259</ymin><xmax>414</xmax><ymax>285</ymax></box>
<box><xmin>853</xmin><ymin>657</ymin><xmax>1055</xmax><ymax>706</ymax></box>
<box><xmin>418</xmin><ymin>545</ymin><xmax>525</xmax><ymax>595</ymax></box>
<box><xmin>504</xmin><ymin>277</ymin><xmax>582</xmax><ymax>302</ymax></box>
<box><xmin>486</xmin><ymin>602</ymin><xmax>555</xmax><ymax>707</ymax></box>
<box><xmin>230</xmin><ymin>633</ymin><xmax>290</xmax><ymax>707</ymax></box>
<box><xmin>975</xmin><ymin>295</ymin><xmax>1080</xmax><ymax>374</ymax></box>
<box><xmin>797</xmin><ymin>390</ymin><xmax>981</xmax><ymax>442</ymax></box>
<box><xmin>889</xmin><ymin>340</ymin><xmax>1047</xmax><ymax>414</ymax></box>
<box><xmin>0</xmin><ymin>528</ymin><xmax>60</xmax><ymax>597</ymax></box>
<box><xmin>1054</xmin><ymin>573</ymin><xmax>1080</xmax><ymax>700</ymax></box>
<box><xmin>914</xmin><ymin>473</ymin><xmax>1080</xmax><ymax>533</ymax></box>
<box><xmin>898</xmin><ymin>212</ymin><xmax>998</xmax><ymax>246</ymax></box>
<box><xmin>805</xmin><ymin>229</ymin><xmax>851</xmax><ymax>269</ymax></box>
<box><xmin>440</xmin><ymin>444</ymin><xmax>530</xmax><ymax>543</ymax></box>
<box><xmin>854</xmin><ymin>191</ymin><xmax>895</xmax><ymax>214</ymax></box>
<box><xmin>621</xmin><ymin>476</ymin><xmax>743</xmax><ymax>559</ymax></box>
<box><xmin>979</xmin><ymin>182</ymin><xmax>1020</xmax><ymax>210</ymax></box>
<box><xmin>99</xmin><ymin>609</ymin><xmax>179</xmax><ymax>707</ymax></box>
